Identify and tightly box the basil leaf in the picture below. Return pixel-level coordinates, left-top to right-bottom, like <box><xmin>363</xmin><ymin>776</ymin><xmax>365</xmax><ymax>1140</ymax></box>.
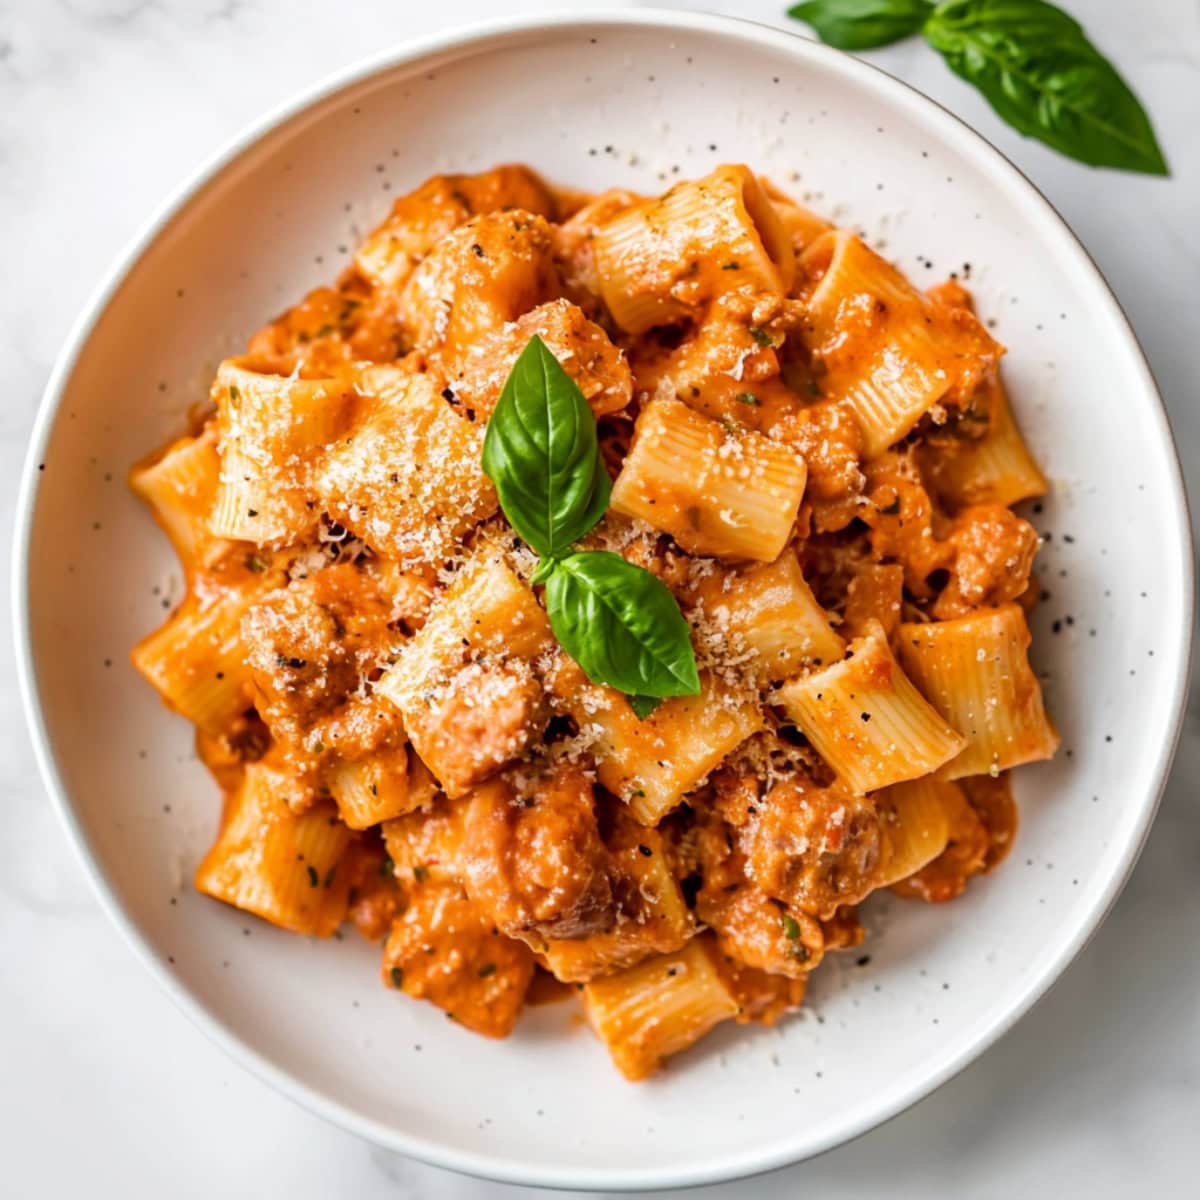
<box><xmin>787</xmin><ymin>0</ymin><xmax>933</xmax><ymax>50</ymax></box>
<box><xmin>481</xmin><ymin>335</ymin><xmax>611</xmax><ymax>559</ymax></box>
<box><xmin>925</xmin><ymin>0</ymin><xmax>1169</xmax><ymax>175</ymax></box>
<box><xmin>932</xmin><ymin>0</ymin><xmax>1079</xmax><ymax>35</ymax></box>
<box><xmin>543</xmin><ymin>551</ymin><xmax>701</xmax><ymax>701</ymax></box>
<box><xmin>629</xmin><ymin>694</ymin><xmax>664</xmax><ymax>720</ymax></box>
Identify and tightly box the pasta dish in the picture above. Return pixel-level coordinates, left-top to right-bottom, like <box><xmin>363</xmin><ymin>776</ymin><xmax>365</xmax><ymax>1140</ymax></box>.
<box><xmin>131</xmin><ymin>163</ymin><xmax>1057</xmax><ymax>1080</ymax></box>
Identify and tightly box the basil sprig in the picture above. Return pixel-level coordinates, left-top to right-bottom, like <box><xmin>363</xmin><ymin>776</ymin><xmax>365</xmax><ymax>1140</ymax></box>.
<box><xmin>481</xmin><ymin>336</ymin><xmax>700</xmax><ymax>715</ymax></box>
<box><xmin>787</xmin><ymin>0</ymin><xmax>1169</xmax><ymax>175</ymax></box>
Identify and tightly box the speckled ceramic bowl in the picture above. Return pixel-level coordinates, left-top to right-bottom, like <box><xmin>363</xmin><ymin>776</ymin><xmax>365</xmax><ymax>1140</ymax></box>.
<box><xmin>14</xmin><ymin>9</ymin><xmax>1193</xmax><ymax>1190</ymax></box>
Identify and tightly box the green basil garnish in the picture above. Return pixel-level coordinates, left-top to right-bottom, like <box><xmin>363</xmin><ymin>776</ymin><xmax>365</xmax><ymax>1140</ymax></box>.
<box><xmin>787</xmin><ymin>0</ymin><xmax>1168</xmax><ymax>176</ymax></box>
<box><xmin>543</xmin><ymin>551</ymin><xmax>701</xmax><ymax>703</ymax></box>
<box><xmin>482</xmin><ymin>334</ymin><xmax>611</xmax><ymax>559</ymax></box>
<box><xmin>924</xmin><ymin>0</ymin><xmax>1169</xmax><ymax>175</ymax></box>
<box><xmin>629</xmin><ymin>694</ymin><xmax>664</xmax><ymax>720</ymax></box>
<box><xmin>787</xmin><ymin>0</ymin><xmax>933</xmax><ymax>50</ymax></box>
<box><xmin>480</xmin><ymin>339</ymin><xmax>700</xmax><ymax>714</ymax></box>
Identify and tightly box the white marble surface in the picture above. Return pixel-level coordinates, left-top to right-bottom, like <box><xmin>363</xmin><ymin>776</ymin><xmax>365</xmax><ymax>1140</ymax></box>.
<box><xmin>3</xmin><ymin>0</ymin><xmax>1197</xmax><ymax>1195</ymax></box>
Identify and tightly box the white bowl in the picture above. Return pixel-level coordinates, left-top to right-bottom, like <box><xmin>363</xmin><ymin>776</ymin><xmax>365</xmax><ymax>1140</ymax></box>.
<box><xmin>14</xmin><ymin>8</ymin><xmax>1193</xmax><ymax>1190</ymax></box>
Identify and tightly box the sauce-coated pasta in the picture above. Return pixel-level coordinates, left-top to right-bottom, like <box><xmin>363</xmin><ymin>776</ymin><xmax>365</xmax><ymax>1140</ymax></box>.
<box><xmin>131</xmin><ymin>163</ymin><xmax>1056</xmax><ymax>1080</ymax></box>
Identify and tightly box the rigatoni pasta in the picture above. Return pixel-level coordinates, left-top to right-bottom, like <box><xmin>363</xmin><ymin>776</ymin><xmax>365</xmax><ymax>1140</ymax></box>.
<box><xmin>548</xmin><ymin>654</ymin><xmax>764</xmax><ymax>824</ymax></box>
<box><xmin>131</xmin><ymin>160</ymin><xmax>1056</xmax><ymax>1081</ymax></box>
<box><xmin>132</xmin><ymin>588</ymin><xmax>258</xmax><ymax>733</ymax></box>
<box><xmin>582</xmin><ymin>937</ymin><xmax>739</xmax><ymax>1081</ymax></box>
<box><xmin>610</xmin><ymin>396</ymin><xmax>807</xmax><ymax>561</ymax></box>
<box><xmin>797</xmin><ymin>230</ymin><xmax>1002</xmax><ymax>457</ymax></box>
<box><xmin>686</xmin><ymin>551</ymin><xmax>845</xmax><ymax>680</ymax></box>
<box><xmin>129</xmin><ymin>428</ymin><xmax>226</xmax><ymax>569</ymax></box>
<box><xmin>896</xmin><ymin>604</ymin><xmax>1060</xmax><ymax>779</ymax></box>
<box><xmin>195</xmin><ymin>761</ymin><xmax>356</xmax><ymax>937</ymax></box>
<box><xmin>210</xmin><ymin>359</ymin><xmax>356</xmax><ymax>544</ymax></box>
<box><xmin>775</xmin><ymin>621</ymin><xmax>967</xmax><ymax>794</ymax></box>
<box><xmin>328</xmin><ymin>743</ymin><xmax>414</xmax><ymax>830</ymax></box>
<box><xmin>921</xmin><ymin>374</ymin><xmax>1049</xmax><ymax>509</ymax></box>
<box><xmin>315</xmin><ymin>369</ymin><xmax>498</xmax><ymax>567</ymax></box>
<box><xmin>592</xmin><ymin>164</ymin><xmax>794</xmax><ymax>334</ymax></box>
<box><xmin>875</xmin><ymin>776</ymin><xmax>963</xmax><ymax>887</ymax></box>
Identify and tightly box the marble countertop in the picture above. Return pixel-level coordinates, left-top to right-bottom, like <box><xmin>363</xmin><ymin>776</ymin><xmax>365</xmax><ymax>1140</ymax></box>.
<box><xmin>3</xmin><ymin>0</ymin><xmax>1197</xmax><ymax>1195</ymax></box>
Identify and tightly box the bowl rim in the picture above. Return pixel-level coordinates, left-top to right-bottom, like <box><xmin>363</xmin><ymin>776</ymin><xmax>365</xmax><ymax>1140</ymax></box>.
<box><xmin>12</xmin><ymin>6</ymin><xmax>1195</xmax><ymax>1191</ymax></box>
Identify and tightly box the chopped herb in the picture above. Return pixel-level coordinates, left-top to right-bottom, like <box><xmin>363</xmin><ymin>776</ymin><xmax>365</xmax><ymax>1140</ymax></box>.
<box><xmin>313</xmin><ymin>740</ymin><xmax>325</xmax><ymax>754</ymax></box>
<box><xmin>390</xmin><ymin>966</ymin><xmax>404</xmax><ymax>989</ymax></box>
<box><xmin>380</xmin><ymin>855</ymin><xmax>395</xmax><ymax>878</ymax></box>
<box><xmin>749</xmin><ymin>325</ymin><xmax>775</xmax><ymax>347</ymax></box>
<box><xmin>413</xmin><ymin>865</ymin><xmax>429</xmax><ymax>883</ymax></box>
<box><xmin>781</xmin><ymin>913</ymin><xmax>801</xmax><ymax>940</ymax></box>
<box><xmin>306</xmin><ymin>865</ymin><xmax>319</xmax><ymax>888</ymax></box>
<box><xmin>735</xmin><ymin>392</ymin><xmax>761</xmax><ymax>406</ymax></box>
<box><xmin>477</xmin><ymin>962</ymin><xmax>497</xmax><ymax>978</ymax></box>
<box><xmin>806</xmin><ymin>378</ymin><xmax>823</xmax><ymax>397</ymax></box>
<box><xmin>722</xmin><ymin>260</ymin><xmax>741</xmax><ymax>270</ymax></box>
<box><xmin>229</xmin><ymin>385</ymin><xmax>241</xmax><ymax>401</ymax></box>
<box><xmin>245</xmin><ymin>553</ymin><xmax>268</xmax><ymax>573</ymax></box>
